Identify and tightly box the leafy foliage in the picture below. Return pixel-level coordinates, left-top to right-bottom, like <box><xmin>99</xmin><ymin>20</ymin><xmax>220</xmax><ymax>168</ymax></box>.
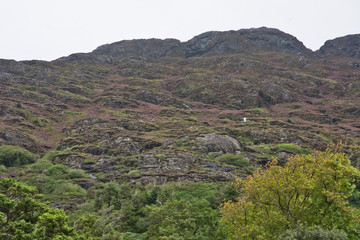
<box><xmin>0</xmin><ymin>178</ymin><xmax>83</xmax><ymax>239</ymax></box>
<box><xmin>278</xmin><ymin>225</ymin><xmax>349</xmax><ymax>240</ymax></box>
<box><xmin>146</xmin><ymin>199</ymin><xmax>224</xmax><ymax>240</ymax></box>
<box><xmin>0</xmin><ymin>145</ymin><xmax>37</xmax><ymax>167</ymax></box>
<box><xmin>220</xmin><ymin>148</ymin><xmax>360</xmax><ymax>239</ymax></box>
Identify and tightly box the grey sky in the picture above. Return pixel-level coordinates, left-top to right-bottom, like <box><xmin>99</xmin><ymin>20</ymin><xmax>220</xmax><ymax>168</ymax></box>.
<box><xmin>1</xmin><ymin>0</ymin><xmax>360</xmax><ymax>61</ymax></box>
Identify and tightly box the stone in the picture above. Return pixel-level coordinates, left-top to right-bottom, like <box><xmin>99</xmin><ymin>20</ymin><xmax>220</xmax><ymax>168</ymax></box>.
<box><xmin>196</xmin><ymin>133</ymin><xmax>242</xmax><ymax>155</ymax></box>
<box><xmin>54</xmin><ymin>154</ymin><xmax>85</xmax><ymax>169</ymax></box>
<box><xmin>138</xmin><ymin>151</ymin><xmax>196</xmax><ymax>173</ymax></box>
<box><xmin>0</xmin><ymin>129</ymin><xmax>41</xmax><ymax>153</ymax></box>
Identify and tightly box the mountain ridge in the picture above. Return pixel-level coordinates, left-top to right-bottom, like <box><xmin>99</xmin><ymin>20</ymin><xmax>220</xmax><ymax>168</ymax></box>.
<box><xmin>1</xmin><ymin>27</ymin><xmax>359</xmax><ymax>63</ymax></box>
<box><xmin>51</xmin><ymin>27</ymin><xmax>360</xmax><ymax>63</ymax></box>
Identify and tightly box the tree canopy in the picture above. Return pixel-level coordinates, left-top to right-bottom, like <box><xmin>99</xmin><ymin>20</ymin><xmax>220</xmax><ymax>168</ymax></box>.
<box><xmin>0</xmin><ymin>178</ymin><xmax>82</xmax><ymax>240</ymax></box>
<box><xmin>220</xmin><ymin>148</ymin><xmax>360</xmax><ymax>239</ymax></box>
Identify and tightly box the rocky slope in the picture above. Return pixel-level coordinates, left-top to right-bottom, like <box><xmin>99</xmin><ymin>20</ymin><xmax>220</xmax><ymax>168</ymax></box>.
<box><xmin>318</xmin><ymin>34</ymin><xmax>360</xmax><ymax>58</ymax></box>
<box><xmin>0</xmin><ymin>27</ymin><xmax>359</xmax><ymax>189</ymax></box>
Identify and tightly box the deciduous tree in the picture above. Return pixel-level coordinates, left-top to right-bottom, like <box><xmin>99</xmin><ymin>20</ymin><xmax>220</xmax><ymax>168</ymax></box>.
<box><xmin>0</xmin><ymin>178</ymin><xmax>83</xmax><ymax>240</ymax></box>
<box><xmin>221</xmin><ymin>148</ymin><xmax>360</xmax><ymax>239</ymax></box>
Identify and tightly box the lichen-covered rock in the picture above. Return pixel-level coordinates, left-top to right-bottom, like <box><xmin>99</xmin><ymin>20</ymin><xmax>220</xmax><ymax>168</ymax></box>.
<box><xmin>135</xmin><ymin>90</ymin><xmax>189</xmax><ymax>109</ymax></box>
<box><xmin>318</xmin><ymin>34</ymin><xmax>360</xmax><ymax>58</ymax></box>
<box><xmin>92</xmin><ymin>38</ymin><xmax>184</xmax><ymax>59</ymax></box>
<box><xmin>0</xmin><ymin>128</ymin><xmax>41</xmax><ymax>153</ymax></box>
<box><xmin>257</xmin><ymin>82</ymin><xmax>296</xmax><ymax>106</ymax></box>
<box><xmin>184</xmin><ymin>27</ymin><xmax>313</xmax><ymax>57</ymax></box>
<box><xmin>196</xmin><ymin>133</ymin><xmax>242</xmax><ymax>155</ymax></box>
<box><xmin>138</xmin><ymin>151</ymin><xmax>195</xmax><ymax>173</ymax></box>
<box><xmin>54</xmin><ymin>154</ymin><xmax>85</xmax><ymax>169</ymax></box>
<box><xmin>96</xmin><ymin>136</ymin><xmax>160</xmax><ymax>156</ymax></box>
<box><xmin>102</xmin><ymin>97</ymin><xmax>139</xmax><ymax>109</ymax></box>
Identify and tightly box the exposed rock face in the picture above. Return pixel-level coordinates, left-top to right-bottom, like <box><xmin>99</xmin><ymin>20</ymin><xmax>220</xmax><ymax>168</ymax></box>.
<box><xmin>54</xmin><ymin>154</ymin><xmax>85</xmax><ymax>169</ymax></box>
<box><xmin>184</xmin><ymin>27</ymin><xmax>313</xmax><ymax>57</ymax></box>
<box><xmin>258</xmin><ymin>82</ymin><xmax>296</xmax><ymax>106</ymax></box>
<box><xmin>138</xmin><ymin>152</ymin><xmax>196</xmax><ymax>173</ymax></box>
<box><xmin>318</xmin><ymin>34</ymin><xmax>360</xmax><ymax>58</ymax></box>
<box><xmin>85</xmin><ymin>136</ymin><xmax>160</xmax><ymax>156</ymax></box>
<box><xmin>135</xmin><ymin>90</ymin><xmax>189</xmax><ymax>109</ymax></box>
<box><xmin>102</xmin><ymin>97</ymin><xmax>138</xmax><ymax>109</ymax></box>
<box><xmin>61</xmin><ymin>27</ymin><xmax>313</xmax><ymax>62</ymax></box>
<box><xmin>196</xmin><ymin>133</ymin><xmax>242</xmax><ymax>155</ymax></box>
<box><xmin>0</xmin><ymin>129</ymin><xmax>41</xmax><ymax>153</ymax></box>
<box><xmin>92</xmin><ymin>38</ymin><xmax>184</xmax><ymax>59</ymax></box>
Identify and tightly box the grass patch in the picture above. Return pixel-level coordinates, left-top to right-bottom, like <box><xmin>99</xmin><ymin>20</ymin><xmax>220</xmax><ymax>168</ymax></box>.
<box><xmin>216</xmin><ymin>153</ymin><xmax>250</xmax><ymax>167</ymax></box>
<box><xmin>41</xmin><ymin>149</ymin><xmax>72</xmax><ymax>162</ymax></box>
<box><xmin>274</xmin><ymin>143</ymin><xmax>313</xmax><ymax>154</ymax></box>
<box><xmin>124</xmin><ymin>170</ymin><xmax>142</xmax><ymax>177</ymax></box>
<box><xmin>251</xmin><ymin>108</ymin><xmax>267</xmax><ymax>114</ymax></box>
<box><xmin>104</xmin><ymin>109</ymin><xmax>132</xmax><ymax>118</ymax></box>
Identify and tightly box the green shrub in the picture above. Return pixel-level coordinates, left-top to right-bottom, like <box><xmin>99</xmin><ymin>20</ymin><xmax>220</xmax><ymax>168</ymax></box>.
<box><xmin>0</xmin><ymin>145</ymin><xmax>37</xmax><ymax>167</ymax></box>
<box><xmin>52</xmin><ymin>181</ymin><xmax>86</xmax><ymax>197</ymax></box>
<box><xmin>158</xmin><ymin>181</ymin><xmax>223</xmax><ymax>208</ymax></box>
<box><xmin>216</xmin><ymin>153</ymin><xmax>250</xmax><ymax>167</ymax></box>
<box><xmin>68</xmin><ymin>169</ymin><xmax>86</xmax><ymax>179</ymax></box>
<box><xmin>28</xmin><ymin>159</ymin><xmax>54</xmax><ymax>173</ymax></box>
<box><xmin>274</xmin><ymin>143</ymin><xmax>313</xmax><ymax>154</ymax></box>
<box><xmin>252</xmin><ymin>108</ymin><xmax>267</xmax><ymax>114</ymax></box>
<box><xmin>48</xmin><ymin>164</ymin><xmax>69</xmax><ymax>178</ymax></box>
<box><xmin>126</xmin><ymin>170</ymin><xmax>142</xmax><ymax>177</ymax></box>
<box><xmin>0</xmin><ymin>165</ymin><xmax>7</xmax><ymax>172</ymax></box>
<box><xmin>156</xmin><ymin>154</ymin><xmax>166</xmax><ymax>159</ymax></box>
<box><xmin>41</xmin><ymin>149</ymin><xmax>71</xmax><ymax>162</ymax></box>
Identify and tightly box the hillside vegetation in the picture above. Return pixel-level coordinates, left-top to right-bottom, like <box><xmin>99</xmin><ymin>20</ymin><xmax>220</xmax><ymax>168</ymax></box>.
<box><xmin>0</xmin><ymin>27</ymin><xmax>360</xmax><ymax>239</ymax></box>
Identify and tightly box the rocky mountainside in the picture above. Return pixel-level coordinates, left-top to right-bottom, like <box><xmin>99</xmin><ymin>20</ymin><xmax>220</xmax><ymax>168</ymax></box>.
<box><xmin>318</xmin><ymin>34</ymin><xmax>360</xmax><ymax>58</ymax></box>
<box><xmin>0</xmin><ymin>27</ymin><xmax>360</xmax><ymax>190</ymax></box>
<box><xmin>61</xmin><ymin>27</ymin><xmax>313</xmax><ymax>61</ymax></box>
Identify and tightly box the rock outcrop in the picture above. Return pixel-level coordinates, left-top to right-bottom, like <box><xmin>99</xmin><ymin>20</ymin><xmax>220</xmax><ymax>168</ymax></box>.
<box><xmin>318</xmin><ymin>34</ymin><xmax>360</xmax><ymax>58</ymax></box>
<box><xmin>0</xmin><ymin>129</ymin><xmax>41</xmax><ymax>153</ymax></box>
<box><xmin>58</xmin><ymin>27</ymin><xmax>314</xmax><ymax>62</ymax></box>
<box><xmin>184</xmin><ymin>27</ymin><xmax>313</xmax><ymax>57</ymax></box>
<box><xmin>196</xmin><ymin>133</ymin><xmax>242</xmax><ymax>155</ymax></box>
<box><xmin>92</xmin><ymin>38</ymin><xmax>184</xmax><ymax>59</ymax></box>
<box><xmin>138</xmin><ymin>151</ymin><xmax>196</xmax><ymax>173</ymax></box>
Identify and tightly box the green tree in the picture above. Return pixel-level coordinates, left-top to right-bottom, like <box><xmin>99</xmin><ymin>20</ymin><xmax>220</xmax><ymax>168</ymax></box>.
<box><xmin>146</xmin><ymin>199</ymin><xmax>224</xmax><ymax>240</ymax></box>
<box><xmin>220</xmin><ymin>148</ymin><xmax>360</xmax><ymax>239</ymax></box>
<box><xmin>74</xmin><ymin>214</ymin><xmax>102</xmax><ymax>240</ymax></box>
<box><xmin>0</xmin><ymin>178</ymin><xmax>83</xmax><ymax>239</ymax></box>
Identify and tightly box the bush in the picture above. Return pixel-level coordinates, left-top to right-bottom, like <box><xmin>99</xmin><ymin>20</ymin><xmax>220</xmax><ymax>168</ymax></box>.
<box><xmin>157</xmin><ymin>181</ymin><xmax>223</xmax><ymax>208</ymax></box>
<box><xmin>52</xmin><ymin>182</ymin><xmax>86</xmax><ymax>197</ymax></box>
<box><xmin>0</xmin><ymin>165</ymin><xmax>6</xmax><ymax>172</ymax></box>
<box><xmin>147</xmin><ymin>199</ymin><xmax>225</xmax><ymax>240</ymax></box>
<box><xmin>48</xmin><ymin>164</ymin><xmax>69</xmax><ymax>178</ymax></box>
<box><xmin>125</xmin><ymin>170</ymin><xmax>142</xmax><ymax>177</ymax></box>
<box><xmin>28</xmin><ymin>159</ymin><xmax>54</xmax><ymax>173</ymax></box>
<box><xmin>41</xmin><ymin>149</ymin><xmax>71</xmax><ymax>162</ymax></box>
<box><xmin>0</xmin><ymin>145</ymin><xmax>37</xmax><ymax>167</ymax></box>
<box><xmin>68</xmin><ymin>169</ymin><xmax>86</xmax><ymax>179</ymax></box>
<box><xmin>274</xmin><ymin>143</ymin><xmax>313</xmax><ymax>154</ymax></box>
<box><xmin>216</xmin><ymin>153</ymin><xmax>249</xmax><ymax>167</ymax></box>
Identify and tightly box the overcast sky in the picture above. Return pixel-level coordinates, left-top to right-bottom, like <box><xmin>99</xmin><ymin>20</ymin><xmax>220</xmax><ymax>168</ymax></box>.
<box><xmin>1</xmin><ymin>0</ymin><xmax>359</xmax><ymax>61</ymax></box>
